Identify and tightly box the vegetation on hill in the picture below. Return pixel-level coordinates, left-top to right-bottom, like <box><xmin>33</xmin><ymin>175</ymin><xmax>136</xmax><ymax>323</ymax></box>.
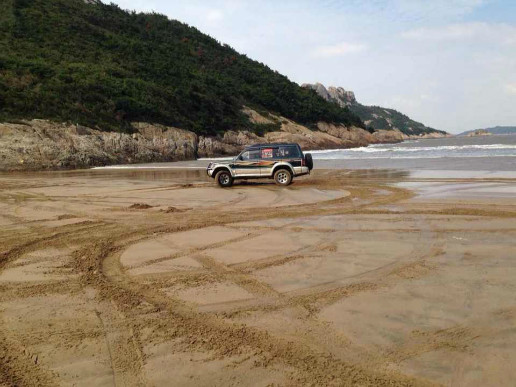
<box><xmin>0</xmin><ymin>0</ymin><xmax>364</xmax><ymax>134</ymax></box>
<box><xmin>302</xmin><ymin>83</ymin><xmax>446</xmax><ymax>136</ymax></box>
<box><xmin>349</xmin><ymin>104</ymin><xmax>447</xmax><ymax>136</ymax></box>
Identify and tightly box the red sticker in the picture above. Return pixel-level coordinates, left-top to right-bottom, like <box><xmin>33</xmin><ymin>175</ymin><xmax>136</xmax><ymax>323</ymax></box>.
<box><xmin>261</xmin><ymin>148</ymin><xmax>273</xmax><ymax>158</ymax></box>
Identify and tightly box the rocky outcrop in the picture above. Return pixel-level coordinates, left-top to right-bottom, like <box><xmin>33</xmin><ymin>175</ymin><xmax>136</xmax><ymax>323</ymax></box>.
<box><xmin>0</xmin><ymin>120</ymin><xmax>197</xmax><ymax>170</ymax></box>
<box><xmin>372</xmin><ymin>129</ymin><xmax>408</xmax><ymax>143</ymax></box>
<box><xmin>197</xmin><ymin>111</ymin><xmax>409</xmax><ymax>159</ymax></box>
<box><xmin>303</xmin><ymin>83</ymin><xmax>356</xmax><ymax>107</ymax></box>
<box><xmin>198</xmin><ymin>131</ymin><xmax>262</xmax><ymax>158</ymax></box>
<box><xmin>327</xmin><ymin>87</ymin><xmax>356</xmax><ymax>106</ymax></box>
<box><xmin>0</xmin><ymin>109</ymin><xmax>424</xmax><ymax>171</ymax></box>
<box><xmin>303</xmin><ymin>83</ymin><xmax>449</xmax><ymax>137</ymax></box>
<box><xmin>466</xmin><ymin>129</ymin><xmax>492</xmax><ymax>137</ymax></box>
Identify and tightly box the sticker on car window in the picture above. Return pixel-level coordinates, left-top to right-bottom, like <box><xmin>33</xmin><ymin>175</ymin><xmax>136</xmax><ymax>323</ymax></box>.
<box><xmin>261</xmin><ymin>148</ymin><xmax>273</xmax><ymax>158</ymax></box>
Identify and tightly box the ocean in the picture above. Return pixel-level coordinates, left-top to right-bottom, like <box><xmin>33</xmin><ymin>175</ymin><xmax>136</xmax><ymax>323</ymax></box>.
<box><xmin>312</xmin><ymin>134</ymin><xmax>516</xmax><ymax>172</ymax></box>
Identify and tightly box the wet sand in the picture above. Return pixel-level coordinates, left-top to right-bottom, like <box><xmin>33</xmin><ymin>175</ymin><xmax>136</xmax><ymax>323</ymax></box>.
<box><xmin>1</xmin><ymin>169</ymin><xmax>515</xmax><ymax>386</ymax></box>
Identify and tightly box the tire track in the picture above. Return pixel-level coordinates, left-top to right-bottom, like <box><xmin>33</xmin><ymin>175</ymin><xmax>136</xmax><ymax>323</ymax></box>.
<box><xmin>1</xmin><ymin>174</ymin><xmax>430</xmax><ymax>385</ymax></box>
<box><xmin>98</xmin><ymin>236</ymin><xmax>428</xmax><ymax>386</ymax></box>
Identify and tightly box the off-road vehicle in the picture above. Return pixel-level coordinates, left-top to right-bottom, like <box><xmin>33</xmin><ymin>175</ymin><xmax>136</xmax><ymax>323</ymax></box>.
<box><xmin>207</xmin><ymin>143</ymin><xmax>313</xmax><ymax>187</ymax></box>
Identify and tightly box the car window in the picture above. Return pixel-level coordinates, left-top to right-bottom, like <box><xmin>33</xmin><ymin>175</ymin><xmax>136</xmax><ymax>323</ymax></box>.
<box><xmin>275</xmin><ymin>146</ymin><xmax>300</xmax><ymax>159</ymax></box>
<box><xmin>249</xmin><ymin>150</ymin><xmax>260</xmax><ymax>160</ymax></box>
<box><xmin>240</xmin><ymin>150</ymin><xmax>260</xmax><ymax>160</ymax></box>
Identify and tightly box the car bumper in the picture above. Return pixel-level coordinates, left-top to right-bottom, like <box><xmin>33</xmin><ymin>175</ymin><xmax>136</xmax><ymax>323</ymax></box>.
<box><xmin>294</xmin><ymin>166</ymin><xmax>310</xmax><ymax>176</ymax></box>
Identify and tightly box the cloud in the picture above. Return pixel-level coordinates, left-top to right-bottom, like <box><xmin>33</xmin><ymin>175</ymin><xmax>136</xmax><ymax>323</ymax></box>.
<box><xmin>311</xmin><ymin>42</ymin><xmax>367</xmax><ymax>58</ymax></box>
<box><xmin>505</xmin><ymin>83</ymin><xmax>516</xmax><ymax>95</ymax></box>
<box><xmin>393</xmin><ymin>0</ymin><xmax>485</xmax><ymax>20</ymax></box>
<box><xmin>205</xmin><ymin>9</ymin><xmax>223</xmax><ymax>22</ymax></box>
<box><xmin>402</xmin><ymin>22</ymin><xmax>516</xmax><ymax>45</ymax></box>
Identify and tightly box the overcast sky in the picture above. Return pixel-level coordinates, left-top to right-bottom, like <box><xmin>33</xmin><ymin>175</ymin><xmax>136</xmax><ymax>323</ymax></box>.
<box><xmin>111</xmin><ymin>0</ymin><xmax>516</xmax><ymax>133</ymax></box>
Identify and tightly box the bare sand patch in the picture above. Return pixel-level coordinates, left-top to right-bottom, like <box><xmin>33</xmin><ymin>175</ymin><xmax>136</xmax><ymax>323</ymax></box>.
<box><xmin>1</xmin><ymin>293</ymin><xmax>114</xmax><ymax>386</ymax></box>
<box><xmin>0</xmin><ymin>248</ymin><xmax>74</xmax><ymax>283</ymax></box>
<box><xmin>169</xmin><ymin>281</ymin><xmax>255</xmax><ymax>305</ymax></box>
<box><xmin>143</xmin><ymin>341</ymin><xmax>290</xmax><ymax>386</ymax></box>
<box><xmin>120</xmin><ymin>239</ymin><xmax>181</xmax><ymax>268</ymax></box>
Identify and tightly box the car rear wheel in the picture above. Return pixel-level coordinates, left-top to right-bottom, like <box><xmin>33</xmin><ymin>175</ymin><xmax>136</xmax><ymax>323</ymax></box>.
<box><xmin>215</xmin><ymin>170</ymin><xmax>233</xmax><ymax>187</ymax></box>
<box><xmin>274</xmin><ymin>169</ymin><xmax>292</xmax><ymax>186</ymax></box>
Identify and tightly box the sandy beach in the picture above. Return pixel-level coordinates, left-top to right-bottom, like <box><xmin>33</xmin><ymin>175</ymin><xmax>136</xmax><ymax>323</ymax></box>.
<box><xmin>1</xmin><ymin>168</ymin><xmax>515</xmax><ymax>386</ymax></box>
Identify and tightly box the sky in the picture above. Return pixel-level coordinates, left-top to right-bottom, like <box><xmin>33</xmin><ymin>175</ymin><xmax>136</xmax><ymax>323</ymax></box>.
<box><xmin>110</xmin><ymin>0</ymin><xmax>516</xmax><ymax>133</ymax></box>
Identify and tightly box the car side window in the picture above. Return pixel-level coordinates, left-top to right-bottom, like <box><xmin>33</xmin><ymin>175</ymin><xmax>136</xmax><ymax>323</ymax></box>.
<box><xmin>240</xmin><ymin>150</ymin><xmax>260</xmax><ymax>161</ymax></box>
<box><xmin>249</xmin><ymin>150</ymin><xmax>260</xmax><ymax>160</ymax></box>
<box><xmin>276</xmin><ymin>146</ymin><xmax>300</xmax><ymax>159</ymax></box>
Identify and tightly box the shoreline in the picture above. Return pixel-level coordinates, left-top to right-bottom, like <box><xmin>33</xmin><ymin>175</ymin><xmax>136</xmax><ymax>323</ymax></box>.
<box><xmin>0</xmin><ymin>118</ymin><xmax>449</xmax><ymax>172</ymax></box>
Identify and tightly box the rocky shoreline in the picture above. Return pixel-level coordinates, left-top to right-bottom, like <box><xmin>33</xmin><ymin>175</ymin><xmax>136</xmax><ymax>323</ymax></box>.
<box><xmin>0</xmin><ymin>110</ymin><xmax>448</xmax><ymax>171</ymax></box>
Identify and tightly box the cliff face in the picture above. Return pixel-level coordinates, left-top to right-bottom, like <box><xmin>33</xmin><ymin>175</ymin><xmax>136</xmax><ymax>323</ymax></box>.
<box><xmin>303</xmin><ymin>83</ymin><xmax>448</xmax><ymax>137</ymax></box>
<box><xmin>0</xmin><ymin>120</ymin><xmax>198</xmax><ymax>170</ymax></box>
<box><xmin>0</xmin><ymin>110</ymin><xmax>408</xmax><ymax>171</ymax></box>
<box><xmin>326</xmin><ymin>87</ymin><xmax>357</xmax><ymax>107</ymax></box>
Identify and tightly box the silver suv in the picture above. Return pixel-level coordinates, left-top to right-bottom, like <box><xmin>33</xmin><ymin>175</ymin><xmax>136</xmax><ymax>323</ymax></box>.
<box><xmin>207</xmin><ymin>143</ymin><xmax>313</xmax><ymax>187</ymax></box>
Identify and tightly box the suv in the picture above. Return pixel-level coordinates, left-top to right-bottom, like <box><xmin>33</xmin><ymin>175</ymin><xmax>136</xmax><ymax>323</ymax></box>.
<box><xmin>207</xmin><ymin>143</ymin><xmax>313</xmax><ymax>187</ymax></box>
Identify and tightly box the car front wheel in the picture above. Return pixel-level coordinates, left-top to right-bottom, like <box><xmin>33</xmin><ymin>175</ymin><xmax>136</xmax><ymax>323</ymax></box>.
<box><xmin>215</xmin><ymin>170</ymin><xmax>233</xmax><ymax>187</ymax></box>
<box><xmin>274</xmin><ymin>169</ymin><xmax>292</xmax><ymax>186</ymax></box>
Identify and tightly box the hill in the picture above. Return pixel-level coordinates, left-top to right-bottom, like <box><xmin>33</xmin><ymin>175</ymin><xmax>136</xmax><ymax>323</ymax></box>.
<box><xmin>458</xmin><ymin>126</ymin><xmax>516</xmax><ymax>136</ymax></box>
<box><xmin>302</xmin><ymin>83</ymin><xmax>447</xmax><ymax>137</ymax></box>
<box><xmin>0</xmin><ymin>0</ymin><xmax>363</xmax><ymax>135</ymax></box>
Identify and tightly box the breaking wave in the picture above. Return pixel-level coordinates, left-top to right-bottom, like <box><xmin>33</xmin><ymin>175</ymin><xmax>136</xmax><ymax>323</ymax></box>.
<box><xmin>310</xmin><ymin>143</ymin><xmax>516</xmax><ymax>160</ymax></box>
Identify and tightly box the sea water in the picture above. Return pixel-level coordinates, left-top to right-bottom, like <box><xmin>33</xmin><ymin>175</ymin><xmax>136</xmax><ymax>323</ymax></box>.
<box><xmin>311</xmin><ymin>135</ymin><xmax>516</xmax><ymax>172</ymax></box>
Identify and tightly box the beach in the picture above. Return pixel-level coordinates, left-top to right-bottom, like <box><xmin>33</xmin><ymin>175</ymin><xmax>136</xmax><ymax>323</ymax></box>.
<box><xmin>1</xmin><ymin>164</ymin><xmax>516</xmax><ymax>386</ymax></box>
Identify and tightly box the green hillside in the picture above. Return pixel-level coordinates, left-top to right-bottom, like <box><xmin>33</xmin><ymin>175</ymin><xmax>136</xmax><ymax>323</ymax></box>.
<box><xmin>302</xmin><ymin>83</ymin><xmax>446</xmax><ymax>136</ymax></box>
<box><xmin>350</xmin><ymin>104</ymin><xmax>447</xmax><ymax>136</ymax></box>
<box><xmin>0</xmin><ymin>0</ymin><xmax>364</xmax><ymax>135</ymax></box>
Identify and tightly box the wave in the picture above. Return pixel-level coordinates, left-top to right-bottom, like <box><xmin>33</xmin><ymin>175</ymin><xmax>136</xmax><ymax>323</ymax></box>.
<box><xmin>313</xmin><ymin>154</ymin><xmax>516</xmax><ymax>160</ymax></box>
<box><xmin>311</xmin><ymin>143</ymin><xmax>516</xmax><ymax>160</ymax></box>
<box><xmin>311</xmin><ymin>144</ymin><xmax>516</xmax><ymax>154</ymax></box>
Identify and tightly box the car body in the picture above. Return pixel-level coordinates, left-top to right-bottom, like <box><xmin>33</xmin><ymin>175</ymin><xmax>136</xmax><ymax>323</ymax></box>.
<box><xmin>207</xmin><ymin>143</ymin><xmax>313</xmax><ymax>187</ymax></box>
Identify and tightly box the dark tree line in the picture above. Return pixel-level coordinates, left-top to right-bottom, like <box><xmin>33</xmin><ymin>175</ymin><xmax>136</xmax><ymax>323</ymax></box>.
<box><xmin>0</xmin><ymin>0</ymin><xmax>364</xmax><ymax>134</ymax></box>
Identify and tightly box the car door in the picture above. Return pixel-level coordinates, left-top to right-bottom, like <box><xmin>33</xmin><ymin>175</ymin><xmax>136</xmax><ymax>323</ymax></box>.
<box><xmin>233</xmin><ymin>149</ymin><xmax>262</xmax><ymax>177</ymax></box>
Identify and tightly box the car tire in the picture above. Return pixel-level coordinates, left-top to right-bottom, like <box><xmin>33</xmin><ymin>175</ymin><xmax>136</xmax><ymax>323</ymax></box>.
<box><xmin>215</xmin><ymin>170</ymin><xmax>233</xmax><ymax>187</ymax></box>
<box><xmin>274</xmin><ymin>168</ymin><xmax>292</xmax><ymax>186</ymax></box>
